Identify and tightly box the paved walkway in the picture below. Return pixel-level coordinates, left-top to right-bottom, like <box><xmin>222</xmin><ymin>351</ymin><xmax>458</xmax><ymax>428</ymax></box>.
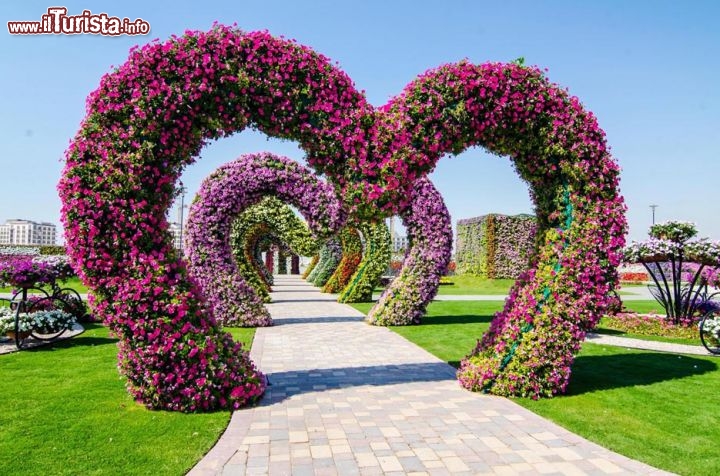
<box><xmin>190</xmin><ymin>276</ymin><xmax>672</xmax><ymax>475</ymax></box>
<box><xmin>586</xmin><ymin>332</ymin><xmax>709</xmax><ymax>356</ymax></box>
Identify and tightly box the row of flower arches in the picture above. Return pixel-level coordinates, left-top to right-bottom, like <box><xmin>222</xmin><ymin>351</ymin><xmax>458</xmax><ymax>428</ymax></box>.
<box><xmin>58</xmin><ymin>25</ymin><xmax>626</xmax><ymax>411</ymax></box>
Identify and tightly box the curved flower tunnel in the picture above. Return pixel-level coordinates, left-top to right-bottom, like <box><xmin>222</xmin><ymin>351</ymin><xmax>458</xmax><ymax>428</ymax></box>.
<box><xmin>184</xmin><ymin>153</ymin><xmax>346</xmax><ymax>328</ymax></box>
<box><xmin>367</xmin><ymin>178</ymin><xmax>452</xmax><ymax>325</ymax></box>
<box><xmin>230</xmin><ymin>196</ymin><xmax>320</xmax><ymax>302</ymax></box>
<box><xmin>59</xmin><ymin>24</ymin><xmax>625</xmax><ymax>409</ymax></box>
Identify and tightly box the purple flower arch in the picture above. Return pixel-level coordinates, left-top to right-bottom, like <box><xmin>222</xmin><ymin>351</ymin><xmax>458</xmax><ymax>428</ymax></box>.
<box><xmin>185</xmin><ymin>153</ymin><xmax>346</xmax><ymax>327</ymax></box>
<box><xmin>367</xmin><ymin>178</ymin><xmax>452</xmax><ymax>325</ymax></box>
<box><xmin>58</xmin><ymin>25</ymin><xmax>625</xmax><ymax>406</ymax></box>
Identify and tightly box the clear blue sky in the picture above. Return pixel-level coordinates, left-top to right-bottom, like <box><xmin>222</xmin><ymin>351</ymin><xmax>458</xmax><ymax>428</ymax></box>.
<box><xmin>1</xmin><ymin>1</ymin><xmax>718</xmax><ymax>244</ymax></box>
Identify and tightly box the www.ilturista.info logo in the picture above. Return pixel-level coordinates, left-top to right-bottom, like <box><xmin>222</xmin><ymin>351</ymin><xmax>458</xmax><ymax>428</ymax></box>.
<box><xmin>7</xmin><ymin>7</ymin><xmax>150</xmax><ymax>36</ymax></box>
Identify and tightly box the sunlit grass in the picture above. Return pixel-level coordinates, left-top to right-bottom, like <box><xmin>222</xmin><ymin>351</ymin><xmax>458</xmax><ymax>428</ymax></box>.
<box><xmin>0</xmin><ymin>324</ymin><xmax>255</xmax><ymax>476</ymax></box>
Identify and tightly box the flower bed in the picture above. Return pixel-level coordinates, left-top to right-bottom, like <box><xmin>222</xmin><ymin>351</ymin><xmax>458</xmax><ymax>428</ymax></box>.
<box><xmin>619</xmin><ymin>271</ymin><xmax>649</xmax><ymax>284</ymax></box>
<box><xmin>0</xmin><ymin>308</ymin><xmax>77</xmax><ymax>336</ymax></box>
<box><xmin>601</xmin><ymin>312</ymin><xmax>698</xmax><ymax>340</ymax></box>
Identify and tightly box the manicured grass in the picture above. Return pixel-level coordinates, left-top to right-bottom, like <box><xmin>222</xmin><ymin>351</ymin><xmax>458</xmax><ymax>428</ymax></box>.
<box><xmin>0</xmin><ymin>276</ymin><xmax>89</xmax><ymax>294</ymax></box>
<box><xmin>518</xmin><ymin>345</ymin><xmax>720</xmax><ymax>476</ymax></box>
<box><xmin>435</xmin><ymin>275</ymin><xmax>515</xmax><ymax>295</ymax></box>
<box><xmin>0</xmin><ymin>324</ymin><xmax>255</xmax><ymax>476</ymax></box>
<box><xmin>351</xmin><ymin>300</ymin><xmax>720</xmax><ymax>476</ymax></box>
<box><xmin>621</xmin><ymin>300</ymin><xmax>666</xmax><ymax>314</ymax></box>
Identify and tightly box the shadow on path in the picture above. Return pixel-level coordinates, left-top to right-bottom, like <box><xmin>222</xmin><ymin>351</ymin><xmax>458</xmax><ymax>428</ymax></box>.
<box><xmin>262</xmin><ymin>361</ymin><xmax>456</xmax><ymax>402</ymax></box>
<box><xmin>273</xmin><ymin>316</ymin><xmax>365</xmax><ymax>325</ymax></box>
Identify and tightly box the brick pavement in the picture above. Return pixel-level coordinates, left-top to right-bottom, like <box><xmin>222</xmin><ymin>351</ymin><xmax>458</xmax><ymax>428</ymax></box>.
<box><xmin>189</xmin><ymin>275</ymin><xmax>672</xmax><ymax>476</ymax></box>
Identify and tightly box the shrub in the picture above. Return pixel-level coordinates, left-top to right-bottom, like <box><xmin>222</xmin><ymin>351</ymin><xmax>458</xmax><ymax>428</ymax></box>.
<box><xmin>455</xmin><ymin>214</ymin><xmax>536</xmax><ymax>279</ymax></box>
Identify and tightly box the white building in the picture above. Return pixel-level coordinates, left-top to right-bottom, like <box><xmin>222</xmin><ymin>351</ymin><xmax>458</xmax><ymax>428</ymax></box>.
<box><xmin>0</xmin><ymin>219</ymin><xmax>57</xmax><ymax>245</ymax></box>
<box><xmin>168</xmin><ymin>222</ymin><xmax>184</xmax><ymax>251</ymax></box>
<box><xmin>391</xmin><ymin>232</ymin><xmax>408</xmax><ymax>253</ymax></box>
<box><xmin>387</xmin><ymin>216</ymin><xmax>408</xmax><ymax>253</ymax></box>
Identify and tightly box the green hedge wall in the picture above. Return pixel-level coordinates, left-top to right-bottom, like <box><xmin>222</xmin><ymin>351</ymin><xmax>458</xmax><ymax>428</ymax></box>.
<box><xmin>455</xmin><ymin>214</ymin><xmax>537</xmax><ymax>279</ymax></box>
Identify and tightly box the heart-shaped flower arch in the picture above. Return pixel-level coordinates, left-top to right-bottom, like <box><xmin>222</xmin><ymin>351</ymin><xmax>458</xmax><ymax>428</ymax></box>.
<box><xmin>59</xmin><ymin>24</ymin><xmax>625</xmax><ymax>409</ymax></box>
<box><xmin>185</xmin><ymin>152</ymin><xmax>346</xmax><ymax>327</ymax></box>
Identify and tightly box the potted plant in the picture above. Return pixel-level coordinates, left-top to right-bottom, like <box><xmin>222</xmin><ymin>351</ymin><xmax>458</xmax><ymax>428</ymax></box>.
<box><xmin>0</xmin><ymin>308</ymin><xmax>77</xmax><ymax>340</ymax></box>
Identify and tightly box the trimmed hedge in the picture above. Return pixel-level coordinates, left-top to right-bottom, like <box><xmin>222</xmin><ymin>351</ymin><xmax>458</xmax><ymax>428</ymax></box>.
<box><xmin>455</xmin><ymin>214</ymin><xmax>537</xmax><ymax>279</ymax></box>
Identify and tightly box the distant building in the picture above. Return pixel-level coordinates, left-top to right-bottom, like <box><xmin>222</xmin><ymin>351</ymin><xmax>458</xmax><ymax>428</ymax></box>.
<box><xmin>387</xmin><ymin>216</ymin><xmax>408</xmax><ymax>253</ymax></box>
<box><xmin>0</xmin><ymin>219</ymin><xmax>57</xmax><ymax>245</ymax></box>
<box><xmin>391</xmin><ymin>232</ymin><xmax>408</xmax><ymax>253</ymax></box>
<box><xmin>168</xmin><ymin>222</ymin><xmax>183</xmax><ymax>251</ymax></box>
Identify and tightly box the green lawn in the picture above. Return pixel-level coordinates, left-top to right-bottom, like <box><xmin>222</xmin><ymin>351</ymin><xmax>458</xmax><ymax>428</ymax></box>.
<box><xmin>621</xmin><ymin>300</ymin><xmax>666</xmax><ymax>314</ymax></box>
<box><xmin>436</xmin><ymin>275</ymin><xmax>515</xmax><ymax>295</ymax></box>
<box><xmin>0</xmin><ymin>276</ymin><xmax>89</xmax><ymax>294</ymax></box>
<box><xmin>351</xmin><ymin>300</ymin><xmax>720</xmax><ymax>476</ymax></box>
<box><xmin>0</xmin><ymin>324</ymin><xmax>255</xmax><ymax>476</ymax></box>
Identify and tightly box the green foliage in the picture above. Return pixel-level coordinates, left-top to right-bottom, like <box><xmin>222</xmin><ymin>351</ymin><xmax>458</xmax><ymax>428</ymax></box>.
<box><xmin>339</xmin><ymin>221</ymin><xmax>392</xmax><ymax>303</ymax></box>
<box><xmin>649</xmin><ymin>220</ymin><xmax>697</xmax><ymax>243</ymax></box>
<box><xmin>302</xmin><ymin>255</ymin><xmax>319</xmax><ymax>279</ymax></box>
<box><xmin>322</xmin><ymin>227</ymin><xmax>363</xmax><ymax>293</ymax></box>
<box><xmin>39</xmin><ymin>245</ymin><xmax>66</xmax><ymax>255</ymax></box>
<box><xmin>308</xmin><ymin>239</ymin><xmax>342</xmax><ymax>287</ymax></box>
<box><xmin>455</xmin><ymin>214</ymin><xmax>537</xmax><ymax>278</ymax></box>
<box><xmin>231</xmin><ymin>197</ymin><xmax>320</xmax><ymax>300</ymax></box>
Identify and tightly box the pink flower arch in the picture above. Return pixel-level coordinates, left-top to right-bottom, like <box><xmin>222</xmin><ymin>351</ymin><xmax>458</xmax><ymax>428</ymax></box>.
<box><xmin>59</xmin><ymin>25</ymin><xmax>625</xmax><ymax>408</ymax></box>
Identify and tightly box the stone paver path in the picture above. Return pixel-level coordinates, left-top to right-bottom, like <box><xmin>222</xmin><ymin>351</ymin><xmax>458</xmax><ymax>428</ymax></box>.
<box><xmin>190</xmin><ymin>275</ymin><xmax>671</xmax><ymax>475</ymax></box>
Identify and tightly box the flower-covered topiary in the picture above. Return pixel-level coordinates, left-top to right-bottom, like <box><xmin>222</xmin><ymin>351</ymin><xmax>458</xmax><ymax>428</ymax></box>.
<box><xmin>185</xmin><ymin>153</ymin><xmax>345</xmax><ymax>327</ymax></box>
<box><xmin>0</xmin><ymin>308</ymin><xmax>77</xmax><ymax>336</ymax></box>
<box><xmin>456</xmin><ymin>214</ymin><xmax>537</xmax><ymax>279</ymax></box>
<box><xmin>58</xmin><ymin>24</ymin><xmax>625</xmax><ymax>407</ymax></box>
<box><xmin>624</xmin><ymin>221</ymin><xmax>720</xmax><ymax>323</ymax></box>
<box><xmin>338</xmin><ymin>220</ymin><xmax>392</xmax><ymax>303</ymax></box>
<box><xmin>367</xmin><ymin>178</ymin><xmax>452</xmax><ymax>325</ymax></box>
<box><xmin>0</xmin><ymin>255</ymin><xmax>75</xmax><ymax>289</ymax></box>
<box><xmin>322</xmin><ymin>227</ymin><xmax>362</xmax><ymax>293</ymax></box>
<box><xmin>308</xmin><ymin>239</ymin><xmax>342</xmax><ymax>287</ymax></box>
<box><xmin>302</xmin><ymin>255</ymin><xmax>319</xmax><ymax>279</ymax></box>
<box><xmin>239</xmin><ymin>223</ymin><xmax>274</xmax><ymax>301</ymax></box>
<box><xmin>230</xmin><ymin>196</ymin><xmax>320</xmax><ymax>301</ymax></box>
